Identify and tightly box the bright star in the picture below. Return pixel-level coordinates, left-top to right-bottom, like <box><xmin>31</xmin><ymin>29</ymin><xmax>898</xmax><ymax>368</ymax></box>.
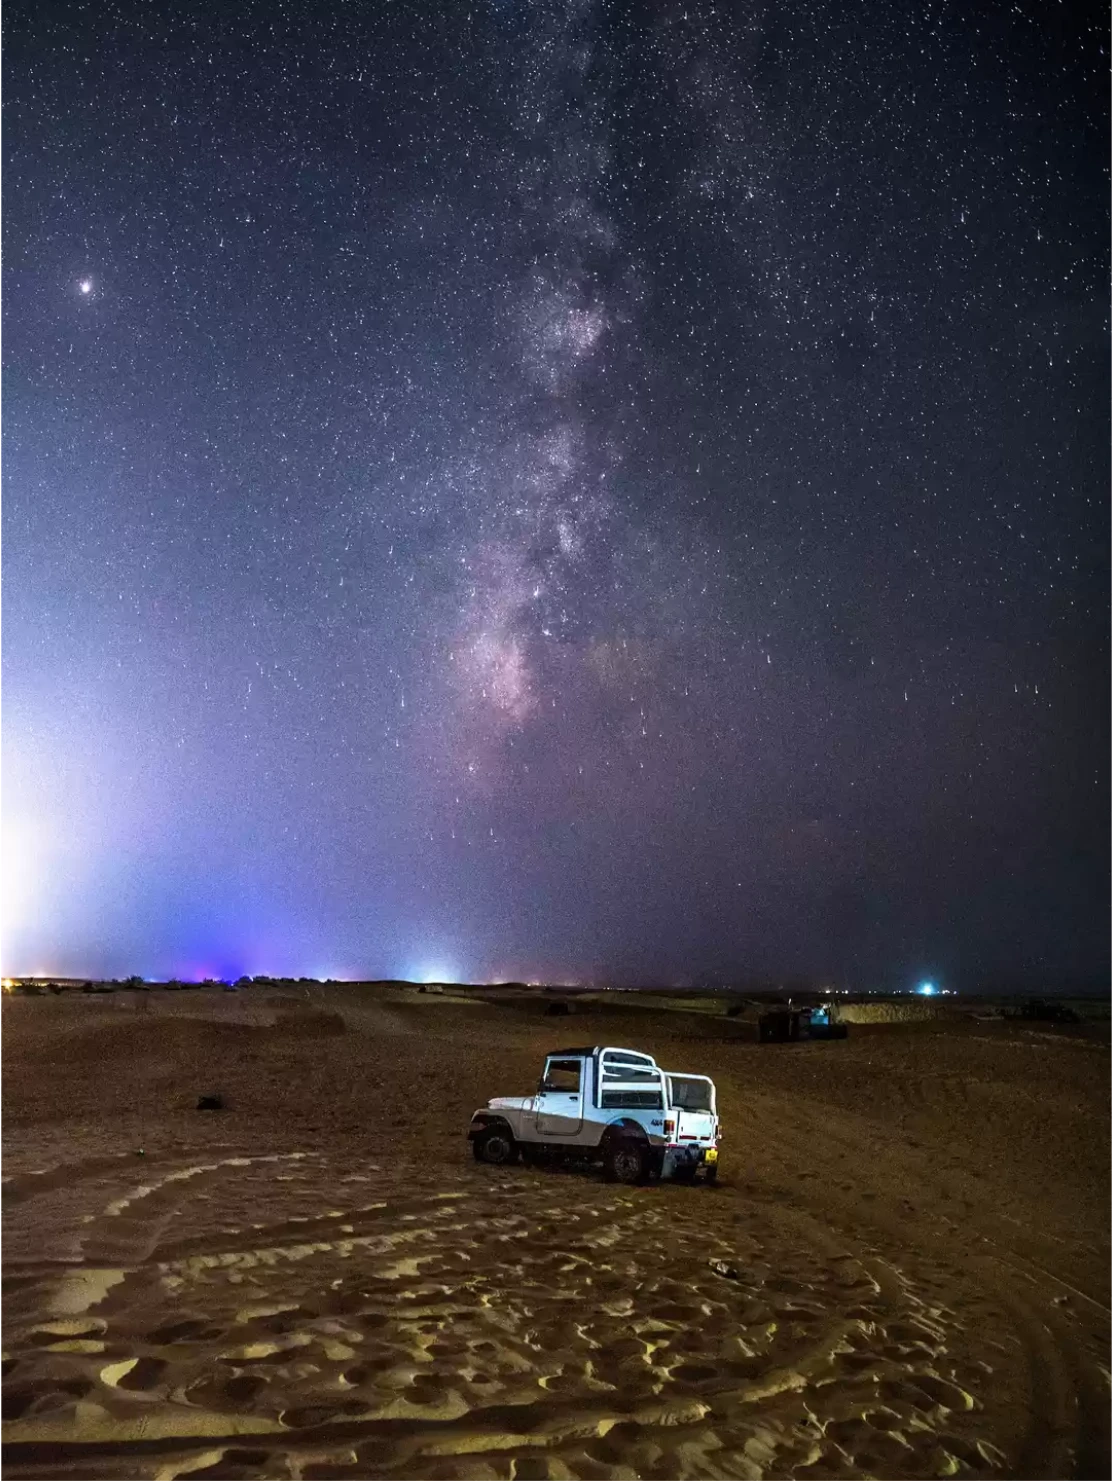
<box><xmin>79</xmin><ymin>280</ymin><xmax>92</xmax><ymax>295</ymax></box>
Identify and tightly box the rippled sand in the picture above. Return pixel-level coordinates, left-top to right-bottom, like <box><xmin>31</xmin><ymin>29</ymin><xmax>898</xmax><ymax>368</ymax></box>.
<box><xmin>3</xmin><ymin>988</ymin><xmax>1108</xmax><ymax>1479</ymax></box>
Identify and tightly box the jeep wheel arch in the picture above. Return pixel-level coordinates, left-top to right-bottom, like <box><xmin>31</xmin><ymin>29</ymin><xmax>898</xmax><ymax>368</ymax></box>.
<box><xmin>472</xmin><ymin>1119</ymin><xmax>518</xmax><ymax>1165</ymax></box>
<box><xmin>601</xmin><ymin>1120</ymin><xmax>651</xmax><ymax>1184</ymax></box>
<box><xmin>603</xmin><ymin>1117</ymin><xmax>646</xmax><ymax>1142</ymax></box>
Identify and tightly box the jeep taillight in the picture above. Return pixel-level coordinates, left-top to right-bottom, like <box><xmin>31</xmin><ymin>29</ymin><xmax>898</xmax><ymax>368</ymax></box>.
<box><xmin>664</xmin><ymin>1119</ymin><xmax>675</xmax><ymax>1138</ymax></box>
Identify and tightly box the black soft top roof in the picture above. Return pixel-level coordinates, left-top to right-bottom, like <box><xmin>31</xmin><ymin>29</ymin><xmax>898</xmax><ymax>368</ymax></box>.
<box><xmin>546</xmin><ymin>1047</ymin><xmax>658</xmax><ymax>1062</ymax></box>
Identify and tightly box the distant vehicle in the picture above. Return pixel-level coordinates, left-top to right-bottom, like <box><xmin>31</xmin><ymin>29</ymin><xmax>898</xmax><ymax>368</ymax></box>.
<box><xmin>802</xmin><ymin>1003</ymin><xmax>849</xmax><ymax>1040</ymax></box>
<box><xmin>467</xmin><ymin>1046</ymin><xmax>719</xmax><ymax>1184</ymax></box>
<box><xmin>759</xmin><ymin>1003</ymin><xmax>848</xmax><ymax>1042</ymax></box>
<box><xmin>759</xmin><ymin>1008</ymin><xmax>803</xmax><ymax>1043</ymax></box>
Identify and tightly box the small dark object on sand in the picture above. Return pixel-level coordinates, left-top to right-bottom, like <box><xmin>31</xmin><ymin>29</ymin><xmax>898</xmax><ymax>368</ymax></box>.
<box><xmin>545</xmin><ymin>1001</ymin><xmax>571</xmax><ymax>1016</ymax></box>
<box><xmin>196</xmin><ymin>1094</ymin><xmax>224</xmax><ymax>1111</ymax></box>
<box><xmin>709</xmin><ymin>1259</ymin><xmax>741</xmax><ymax>1281</ymax></box>
<box><xmin>1017</xmin><ymin>999</ymin><xmax>1080</xmax><ymax>1025</ymax></box>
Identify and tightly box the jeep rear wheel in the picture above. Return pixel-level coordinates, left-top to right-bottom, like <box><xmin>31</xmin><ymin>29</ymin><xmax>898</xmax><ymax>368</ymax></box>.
<box><xmin>604</xmin><ymin>1136</ymin><xmax>648</xmax><ymax>1184</ymax></box>
<box><xmin>473</xmin><ymin>1126</ymin><xmax>517</xmax><ymax>1165</ymax></box>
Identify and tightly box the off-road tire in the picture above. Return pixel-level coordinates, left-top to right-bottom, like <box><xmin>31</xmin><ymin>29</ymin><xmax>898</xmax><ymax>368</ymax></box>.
<box><xmin>473</xmin><ymin>1125</ymin><xmax>517</xmax><ymax>1165</ymax></box>
<box><xmin>604</xmin><ymin>1135</ymin><xmax>649</xmax><ymax>1184</ymax></box>
<box><xmin>704</xmin><ymin>1161</ymin><xmax>719</xmax><ymax>1184</ymax></box>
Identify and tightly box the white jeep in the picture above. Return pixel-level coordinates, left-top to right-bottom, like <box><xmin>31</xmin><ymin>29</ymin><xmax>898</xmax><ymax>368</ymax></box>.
<box><xmin>467</xmin><ymin>1045</ymin><xmax>719</xmax><ymax>1184</ymax></box>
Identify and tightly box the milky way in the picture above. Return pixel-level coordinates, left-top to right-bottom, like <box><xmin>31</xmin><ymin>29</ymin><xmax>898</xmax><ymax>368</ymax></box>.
<box><xmin>3</xmin><ymin>0</ymin><xmax>1107</xmax><ymax>987</ymax></box>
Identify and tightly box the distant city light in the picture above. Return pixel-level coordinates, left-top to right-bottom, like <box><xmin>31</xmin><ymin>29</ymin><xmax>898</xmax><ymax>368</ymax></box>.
<box><xmin>918</xmin><ymin>981</ymin><xmax>937</xmax><ymax>996</ymax></box>
<box><xmin>79</xmin><ymin>279</ymin><xmax>92</xmax><ymax>294</ymax></box>
<box><xmin>410</xmin><ymin>963</ymin><xmax>457</xmax><ymax>985</ymax></box>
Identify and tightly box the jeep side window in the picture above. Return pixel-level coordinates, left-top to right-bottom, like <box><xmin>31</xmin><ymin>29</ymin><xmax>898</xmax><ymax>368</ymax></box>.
<box><xmin>599</xmin><ymin>1087</ymin><xmax>663</xmax><ymax>1109</ymax></box>
<box><xmin>542</xmin><ymin>1059</ymin><xmax>581</xmax><ymax>1093</ymax></box>
<box><xmin>669</xmin><ymin>1076</ymin><xmax>713</xmax><ymax>1112</ymax></box>
<box><xmin>601</xmin><ymin>1058</ymin><xmax>658</xmax><ymax>1083</ymax></box>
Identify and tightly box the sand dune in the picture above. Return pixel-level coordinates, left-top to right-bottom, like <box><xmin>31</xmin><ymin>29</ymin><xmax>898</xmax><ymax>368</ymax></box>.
<box><xmin>2</xmin><ymin>989</ymin><xmax>1108</xmax><ymax>1479</ymax></box>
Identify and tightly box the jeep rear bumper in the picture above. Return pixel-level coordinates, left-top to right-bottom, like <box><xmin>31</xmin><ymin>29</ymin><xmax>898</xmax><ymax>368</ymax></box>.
<box><xmin>661</xmin><ymin>1144</ymin><xmax>717</xmax><ymax>1178</ymax></box>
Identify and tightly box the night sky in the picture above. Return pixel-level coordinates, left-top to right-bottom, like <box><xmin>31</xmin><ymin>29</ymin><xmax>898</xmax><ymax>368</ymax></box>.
<box><xmin>3</xmin><ymin>0</ymin><xmax>1108</xmax><ymax>988</ymax></box>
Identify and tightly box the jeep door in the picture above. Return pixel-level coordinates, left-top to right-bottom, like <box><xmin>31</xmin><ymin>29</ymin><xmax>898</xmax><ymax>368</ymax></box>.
<box><xmin>533</xmin><ymin>1056</ymin><xmax>586</xmax><ymax>1137</ymax></box>
<box><xmin>666</xmin><ymin>1074</ymin><xmax>716</xmax><ymax>1143</ymax></box>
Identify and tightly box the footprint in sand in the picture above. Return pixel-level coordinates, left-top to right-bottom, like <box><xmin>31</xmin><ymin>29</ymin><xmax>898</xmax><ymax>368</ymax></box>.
<box><xmin>101</xmin><ymin>1356</ymin><xmax>167</xmax><ymax>1391</ymax></box>
<box><xmin>147</xmin><ymin>1318</ymin><xmax>223</xmax><ymax>1344</ymax></box>
<box><xmin>1</xmin><ymin>1148</ymin><xmax>1012</xmax><ymax>1481</ymax></box>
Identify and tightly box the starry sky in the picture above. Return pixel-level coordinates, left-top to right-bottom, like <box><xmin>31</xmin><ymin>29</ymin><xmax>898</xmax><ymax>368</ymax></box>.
<box><xmin>3</xmin><ymin>0</ymin><xmax>1108</xmax><ymax>988</ymax></box>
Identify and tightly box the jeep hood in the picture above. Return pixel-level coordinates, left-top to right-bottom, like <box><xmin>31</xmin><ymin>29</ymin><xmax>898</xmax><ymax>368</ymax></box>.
<box><xmin>487</xmin><ymin>1095</ymin><xmax>533</xmax><ymax>1112</ymax></box>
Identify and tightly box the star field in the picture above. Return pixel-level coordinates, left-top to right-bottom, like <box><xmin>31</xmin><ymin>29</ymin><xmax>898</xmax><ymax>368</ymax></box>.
<box><xmin>3</xmin><ymin>0</ymin><xmax>1108</xmax><ymax>987</ymax></box>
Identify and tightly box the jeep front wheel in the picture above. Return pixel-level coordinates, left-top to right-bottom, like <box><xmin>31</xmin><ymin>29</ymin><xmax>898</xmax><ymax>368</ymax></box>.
<box><xmin>473</xmin><ymin>1126</ymin><xmax>517</xmax><ymax>1165</ymax></box>
<box><xmin>604</xmin><ymin>1136</ymin><xmax>648</xmax><ymax>1184</ymax></box>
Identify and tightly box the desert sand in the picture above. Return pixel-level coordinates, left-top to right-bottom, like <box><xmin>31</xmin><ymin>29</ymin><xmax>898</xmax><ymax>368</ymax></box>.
<box><xmin>2</xmin><ymin>985</ymin><xmax>1108</xmax><ymax>1481</ymax></box>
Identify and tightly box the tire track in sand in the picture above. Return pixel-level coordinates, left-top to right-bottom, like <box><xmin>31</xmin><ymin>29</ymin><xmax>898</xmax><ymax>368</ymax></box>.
<box><xmin>2</xmin><ymin>1145</ymin><xmax>1017</xmax><ymax>1480</ymax></box>
<box><xmin>744</xmin><ymin>1085</ymin><xmax>1110</xmax><ymax>1481</ymax></box>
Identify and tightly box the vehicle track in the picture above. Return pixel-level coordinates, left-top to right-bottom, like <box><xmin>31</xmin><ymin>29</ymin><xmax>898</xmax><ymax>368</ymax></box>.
<box><xmin>745</xmin><ymin>1085</ymin><xmax>1111</xmax><ymax>1480</ymax></box>
<box><xmin>1</xmin><ymin>1136</ymin><xmax>1051</xmax><ymax>1481</ymax></box>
